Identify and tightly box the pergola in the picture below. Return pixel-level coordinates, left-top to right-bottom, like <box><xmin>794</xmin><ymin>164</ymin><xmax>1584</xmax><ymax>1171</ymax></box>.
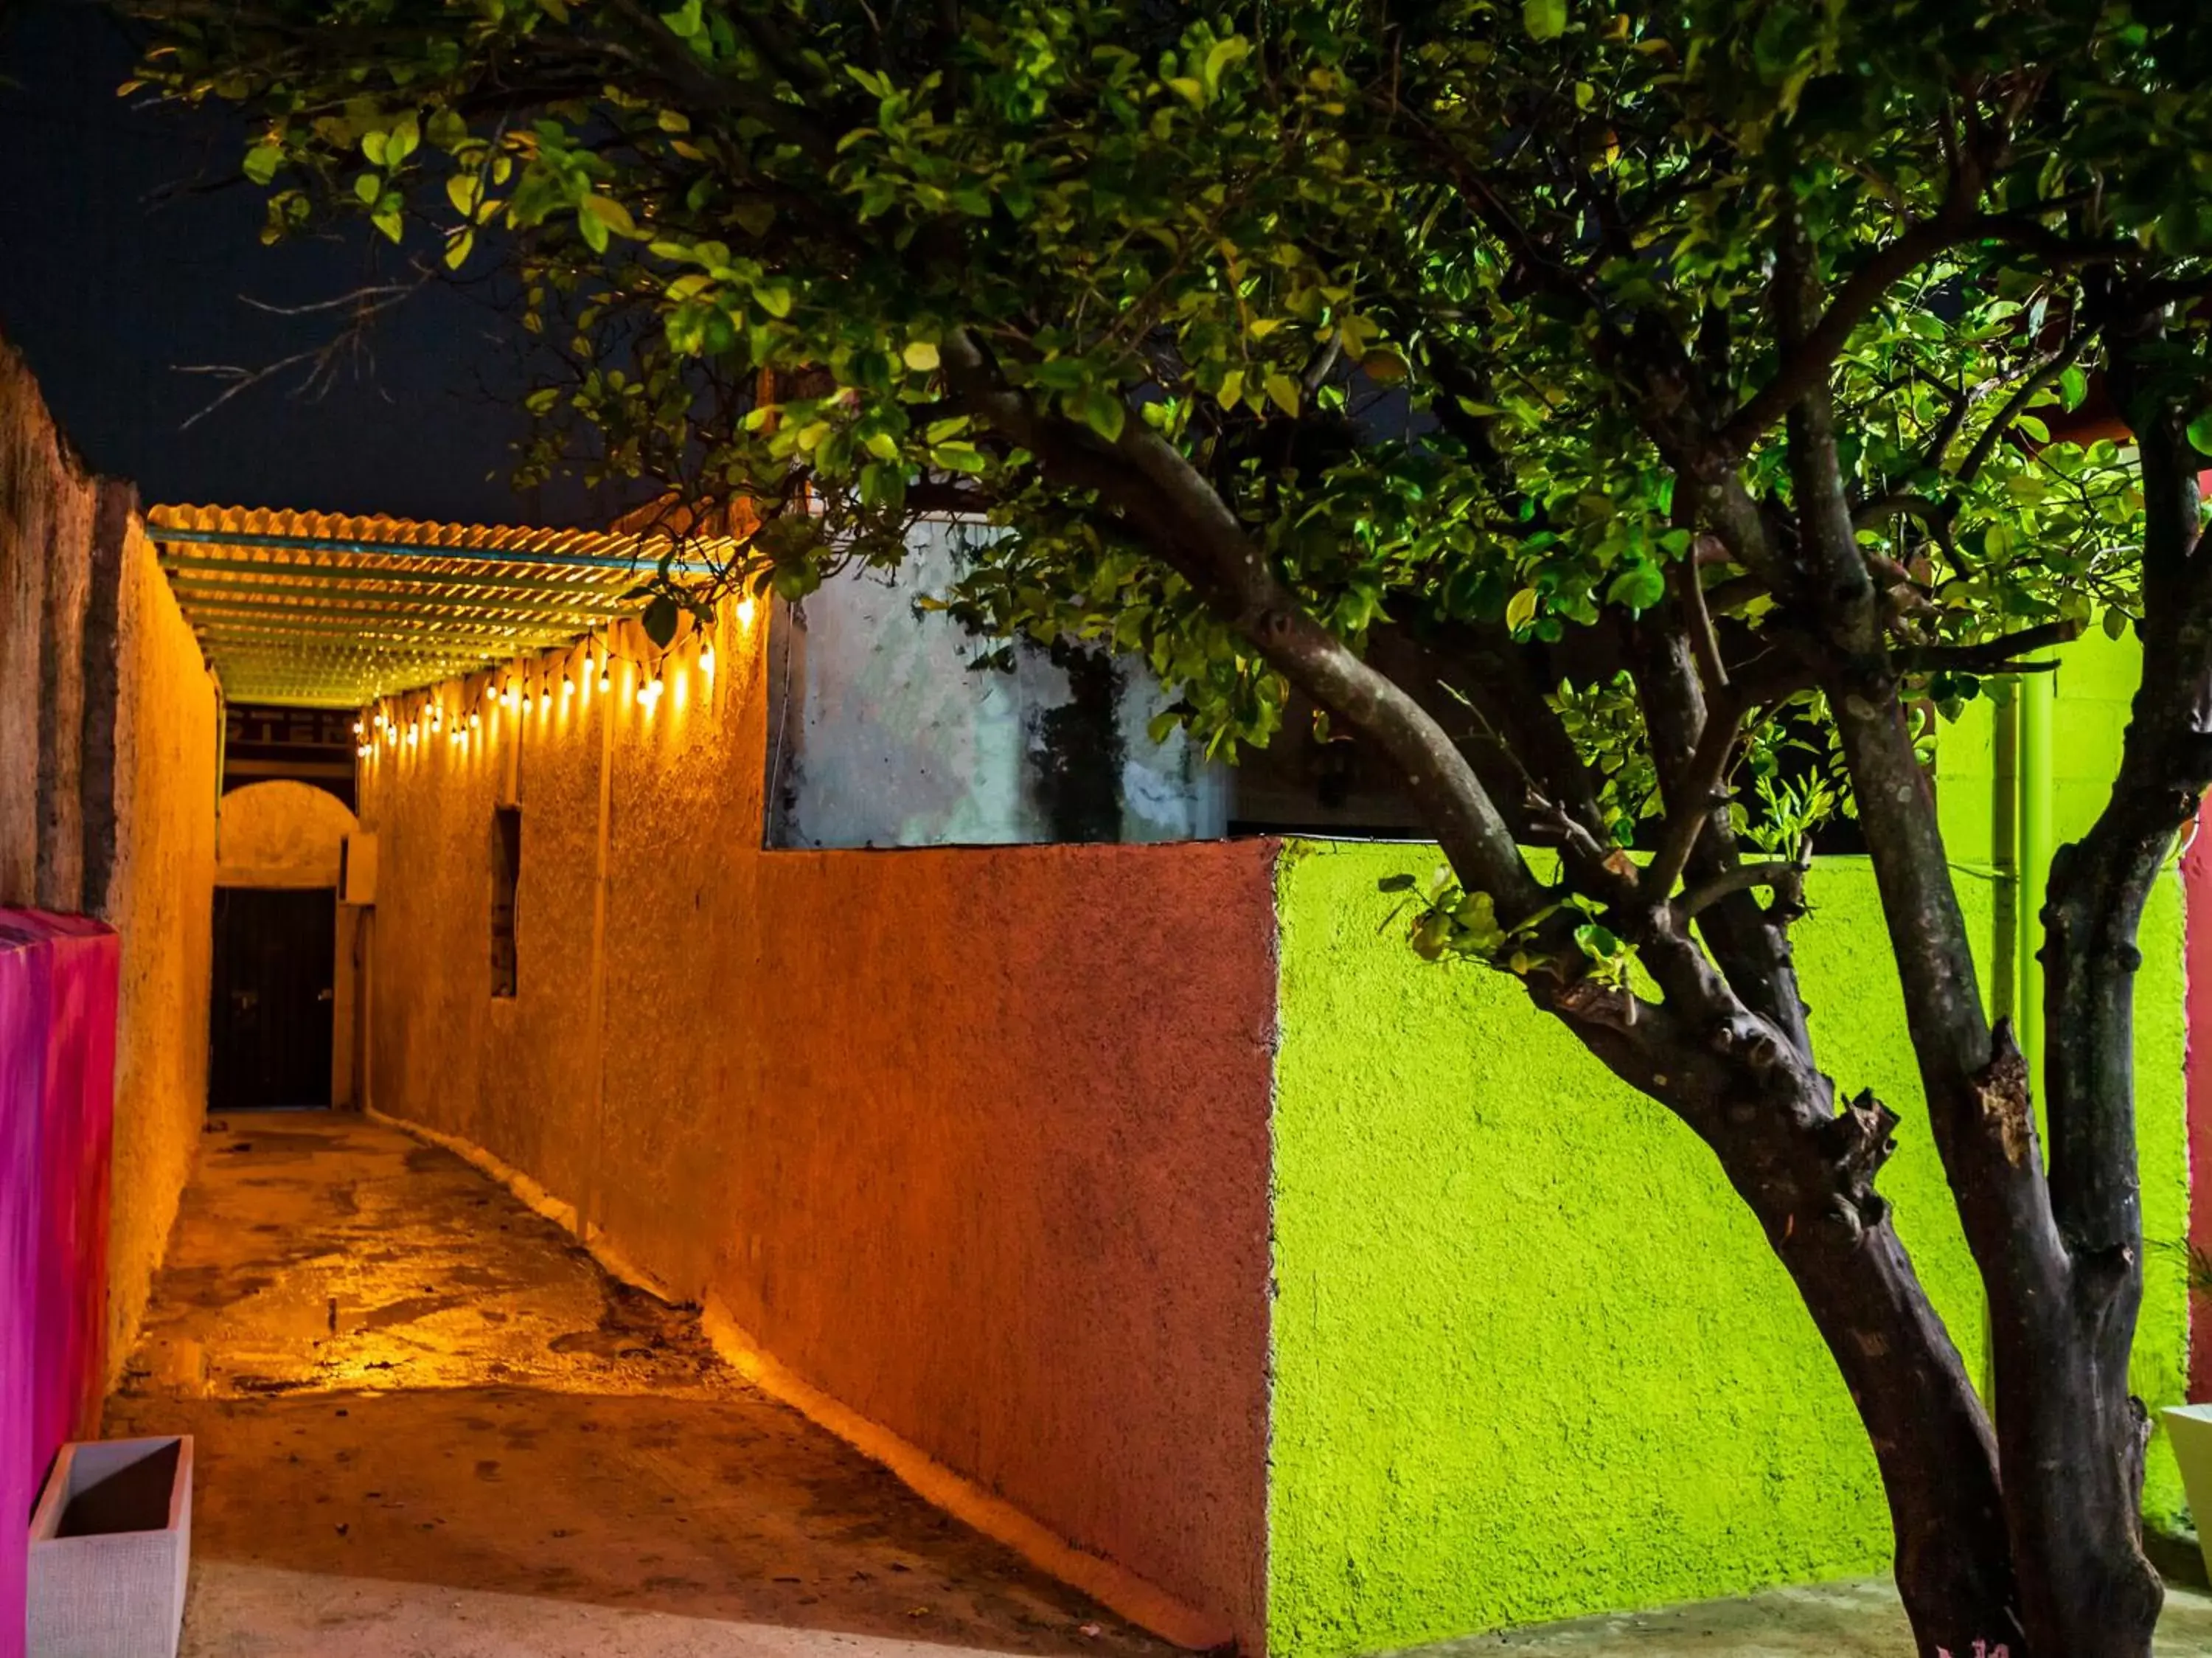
<box><xmin>146</xmin><ymin>504</ymin><xmax>734</xmax><ymax>710</ymax></box>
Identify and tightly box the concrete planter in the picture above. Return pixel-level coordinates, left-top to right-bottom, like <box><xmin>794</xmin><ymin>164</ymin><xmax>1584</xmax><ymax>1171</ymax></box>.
<box><xmin>27</xmin><ymin>1435</ymin><xmax>192</xmax><ymax>1658</ymax></box>
<box><xmin>2165</xmin><ymin>1406</ymin><xmax>2212</xmax><ymax>1579</ymax></box>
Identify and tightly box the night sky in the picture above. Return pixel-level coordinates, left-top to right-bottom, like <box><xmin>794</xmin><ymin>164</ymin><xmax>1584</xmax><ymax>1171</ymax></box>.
<box><xmin>0</xmin><ymin>0</ymin><xmax>600</xmax><ymax>525</ymax></box>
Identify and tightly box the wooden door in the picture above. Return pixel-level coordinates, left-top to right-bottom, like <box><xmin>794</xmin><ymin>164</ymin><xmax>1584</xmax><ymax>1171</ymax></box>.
<box><xmin>209</xmin><ymin>887</ymin><xmax>335</xmax><ymax>1110</ymax></box>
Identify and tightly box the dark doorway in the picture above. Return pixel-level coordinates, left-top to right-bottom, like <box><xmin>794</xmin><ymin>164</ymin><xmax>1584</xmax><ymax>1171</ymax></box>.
<box><xmin>210</xmin><ymin>887</ymin><xmax>336</xmax><ymax>1111</ymax></box>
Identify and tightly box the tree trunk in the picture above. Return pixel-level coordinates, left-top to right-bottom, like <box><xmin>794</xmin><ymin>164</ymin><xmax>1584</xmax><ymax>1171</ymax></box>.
<box><xmin>1674</xmin><ymin>1083</ymin><xmax>2025</xmax><ymax>1657</ymax></box>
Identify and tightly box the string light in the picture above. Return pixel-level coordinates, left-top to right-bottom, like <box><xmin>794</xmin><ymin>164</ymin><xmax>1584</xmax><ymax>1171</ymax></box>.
<box><xmin>352</xmin><ymin>718</ymin><xmax>364</xmax><ymax>736</ymax></box>
<box><xmin>699</xmin><ymin>639</ymin><xmax>715</xmax><ymax>679</ymax></box>
<box><xmin>599</xmin><ymin>659</ymin><xmax>612</xmax><ymax>693</ymax></box>
<box><xmin>470</xmin><ymin>710</ymin><xmax>481</xmax><ymax>729</ymax></box>
<box><xmin>562</xmin><ymin>674</ymin><xmax>575</xmax><ymax>699</ymax></box>
<box><xmin>737</xmin><ymin>596</ymin><xmax>757</xmax><ymax>627</ymax></box>
<box><xmin>504</xmin><ymin>681</ymin><xmax>520</xmax><ymax>711</ymax></box>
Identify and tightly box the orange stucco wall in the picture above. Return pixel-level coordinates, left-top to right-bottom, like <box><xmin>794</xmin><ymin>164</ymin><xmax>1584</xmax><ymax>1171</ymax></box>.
<box><xmin>359</xmin><ymin>611</ymin><xmax>1276</xmax><ymax>1648</ymax></box>
<box><xmin>99</xmin><ymin>514</ymin><xmax>218</xmax><ymax>1373</ymax></box>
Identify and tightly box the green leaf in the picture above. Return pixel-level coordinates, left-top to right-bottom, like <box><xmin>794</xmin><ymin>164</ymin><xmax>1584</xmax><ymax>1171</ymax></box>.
<box><xmin>1165</xmin><ymin>77</ymin><xmax>1207</xmax><ymax>109</ymax></box>
<box><xmin>243</xmin><ymin>142</ymin><xmax>283</xmax><ymax>185</ymax></box>
<box><xmin>2188</xmin><ymin>411</ymin><xmax>2212</xmax><ymax>458</ymax></box>
<box><xmin>1263</xmin><ymin>372</ymin><xmax>1301</xmax><ymax>417</ymax></box>
<box><xmin>577</xmin><ymin>204</ymin><xmax>610</xmax><ymax>253</ymax></box>
<box><xmin>1505</xmin><ymin>587</ymin><xmax>1539</xmax><ymax>631</ymax></box>
<box><xmin>2104</xmin><ymin>606</ymin><xmax>2130</xmax><ymax>640</ymax></box>
<box><xmin>444</xmin><ymin>227</ymin><xmax>475</xmax><ymax>270</ymax></box>
<box><xmin>447</xmin><ymin>173</ymin><xmax>482</xmax><ymax>217</ymax></box>
<box><xmin>2059</xmin><ymin>365</ymin><xmax>2089</xmax><ymax>412</ymax></box>
<box><xmin>1215</xmin><ymin>368</ymin><xmax>1245</xmax><ymax>409</ymax></box>
<box><xmin>582</xmin><ymin>192</ymin><xmax>636</xmax><ymax>238</ymax></box>
<box><xmin>902</xmin><ymin>339</ymin><xmax>941</xmax><ymax>372</ymax></box>
<box><xmin>1523</xmin><ymin>0</ymin><xmax>1568</xmax><ymax>42</ymax></box>
<box><xmin>642</xmin><ymin>594</ymin><xmax>680</xmax><ymax>648</ymax></box>
<box><xmin>1606</xmin><ymin>561</ymin><xmax>1666</xmax><ymax>613</ymax></box>
<box><xmin>660</xmin><ymin>0</ymin><xmax>704</xmax><ymax>39</ymax></box>
<box><xmin>1077</xmin><ymin>384</ymin><xmax>1127</xmax><ymax>443</ymax></box>
<box><xmin>1377</xmin><ymin>873</ymin><xmax>1418</xmax><ymax>893</ymax></box>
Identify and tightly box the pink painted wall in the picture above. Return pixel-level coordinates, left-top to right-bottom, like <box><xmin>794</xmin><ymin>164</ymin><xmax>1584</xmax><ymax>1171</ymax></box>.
<box><xmin>360</xmin><ymin>616</ymin><xmax>1279</xmax><ymax>1648</ymax></box>
<box><xmin>2185</xmin><ymin>807</ymin><xmax>2212</xmax><ymax>1401</ymax></box>
<box><xmin>0</xmin><ymin>910</ymin><xmax>119</xmax><ymax>1658</ymax></box>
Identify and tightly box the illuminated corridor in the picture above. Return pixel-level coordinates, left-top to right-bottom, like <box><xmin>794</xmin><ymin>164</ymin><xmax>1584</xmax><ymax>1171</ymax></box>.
<box><xmin>104</xmin><ymin>1112</ymin><xmax>1172</xmax><ymax>1658</ymax></box>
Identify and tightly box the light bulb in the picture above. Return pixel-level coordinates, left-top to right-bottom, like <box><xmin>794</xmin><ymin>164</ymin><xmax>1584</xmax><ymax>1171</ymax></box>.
<box><xmin>470</xmin><ymin>711</ymin><xmax>481</xmax><ymax>729</ymax></box>
<box><xmin>539</xmin><ymin>687</ymin><xmax>551</xmax><ymax>712</ymax></box>
<box><xmin>737</xmin><ymin>597</ymin><xmax>757</xmax><ymax>626</ymax></box>
<box><xmin>352</xmin><ymin>718</ymin><xmax>364</xmax><ymax>736</ymax></box>
<box><xmin>699</xmin><ymin>641</ymin><xmax>715</xmax><ymax>678</ymax></box>
<box><xmin>599</xmin><ymin>664</ymin><xmax>612</xmax><ymax>693</ymax></box>
<box><xmin>563</xmin><ymin>676</ymin><xmax>574</xmax><ymax>698</ymax></box>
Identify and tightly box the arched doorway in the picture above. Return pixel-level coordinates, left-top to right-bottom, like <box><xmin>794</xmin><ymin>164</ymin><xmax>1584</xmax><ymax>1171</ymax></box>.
<box><xmin>209</xmin><ymin>780</ymin><xmax>359</xmax><ymax>1111</ymax></box>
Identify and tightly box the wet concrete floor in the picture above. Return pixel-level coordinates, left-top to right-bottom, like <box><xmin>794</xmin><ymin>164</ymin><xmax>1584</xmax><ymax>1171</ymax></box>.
<box><xmin>108</xmin><ymin>1111</ymin><xmax>1177</xmax><ymax>1658</ymax></box>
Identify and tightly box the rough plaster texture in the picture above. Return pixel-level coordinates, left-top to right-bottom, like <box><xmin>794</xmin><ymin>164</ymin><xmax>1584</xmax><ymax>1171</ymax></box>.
<box><xmin>360</xmin><ymin>614</ymin><xmax>1276</xmax><ymax>1651</ymax></box>
<box><xmin>216</xmin><ymin>779</ymin><xmax>355</xmax><ymax>889</ymax></box>
<box><xmin>1268</xmin><ymin>842</ymin><xmax>2190</xmax><ymax>1658</ymax></box>
<box><xmin>0</xmin><ymin>333</ymin><xmax>217</xmax><ymax>1387</ymax></box>
<box><xmin>0</xmin><ymin>330</ymin><xmax>97</xmax><ymax>908</ymax></box>
<box><xmin>100</xmin><ymin>512</ymin><xmax>220</xmax><ymax>1376</ymax></box>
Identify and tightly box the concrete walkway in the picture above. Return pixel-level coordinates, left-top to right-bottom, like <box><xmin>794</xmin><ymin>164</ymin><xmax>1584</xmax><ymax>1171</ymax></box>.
<box><xmin>108</xmin><ymin>1111</ymin><xmax>1175</xmax><ymax>1657</ymax></box>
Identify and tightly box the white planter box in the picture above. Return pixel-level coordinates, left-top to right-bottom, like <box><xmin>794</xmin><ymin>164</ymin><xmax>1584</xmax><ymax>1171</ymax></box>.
<box><xmin>27</xmin><ymin>1435</ymin><xmax>192</xmax><ymax>1658</ymax></box>
<box><xmin>2164</xmin><ymin>1406</ymin><xmax>2212</xmax><ymax>1580</ymax></box>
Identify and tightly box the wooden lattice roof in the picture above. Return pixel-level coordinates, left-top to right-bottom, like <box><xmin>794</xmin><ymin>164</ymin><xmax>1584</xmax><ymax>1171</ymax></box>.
<box><xmin>147</xmin><ymin>504</ymin><xmax>731</xmax><ymax>708</ymax></box>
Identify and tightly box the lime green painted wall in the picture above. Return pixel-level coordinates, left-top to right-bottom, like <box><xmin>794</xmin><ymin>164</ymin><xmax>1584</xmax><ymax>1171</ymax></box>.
<box><xmin>1929</xmin><ymin>634</ymin><xmax>2191</xmax><ymax>1526</ymax></box>
<box><xmin>1268</xmin><ymin>834</ymin><xmax>2190</xmax><ymax>1657</ymax></box>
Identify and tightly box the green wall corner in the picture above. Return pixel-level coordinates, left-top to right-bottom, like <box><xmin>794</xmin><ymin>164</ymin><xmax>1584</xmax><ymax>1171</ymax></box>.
<box><xmin>1267</xmin><ymin>839</ymin><xmax>2190</xmax><ymax>1658</ymax></box>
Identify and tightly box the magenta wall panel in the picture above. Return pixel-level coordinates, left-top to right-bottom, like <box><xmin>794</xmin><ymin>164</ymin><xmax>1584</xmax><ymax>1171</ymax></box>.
<box><xmin>0</xmin><ymin>909</ymin><xmax>119</xmax><ymax>1658</ymax></box>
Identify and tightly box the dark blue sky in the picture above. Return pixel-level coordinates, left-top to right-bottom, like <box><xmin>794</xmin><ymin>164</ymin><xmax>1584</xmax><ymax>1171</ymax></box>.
<box><xmin>0</xmin><ymin>0</ymin><xmax>600</xmax><ymax>524</ymax></box>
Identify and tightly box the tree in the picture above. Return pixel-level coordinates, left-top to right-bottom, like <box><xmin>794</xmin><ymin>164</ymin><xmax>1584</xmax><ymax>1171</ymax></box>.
<box><xmin>129</xmin><ymin>2</ymin><xmax>2212</xmax><ymax>1652</ymax></box>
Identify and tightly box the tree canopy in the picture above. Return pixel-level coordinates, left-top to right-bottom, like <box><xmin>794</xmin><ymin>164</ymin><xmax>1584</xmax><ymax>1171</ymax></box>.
<box><xmin>132</xmin><ymin>3</ymin><xmax>2212</xmax><ymax>1654</ymax></box>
